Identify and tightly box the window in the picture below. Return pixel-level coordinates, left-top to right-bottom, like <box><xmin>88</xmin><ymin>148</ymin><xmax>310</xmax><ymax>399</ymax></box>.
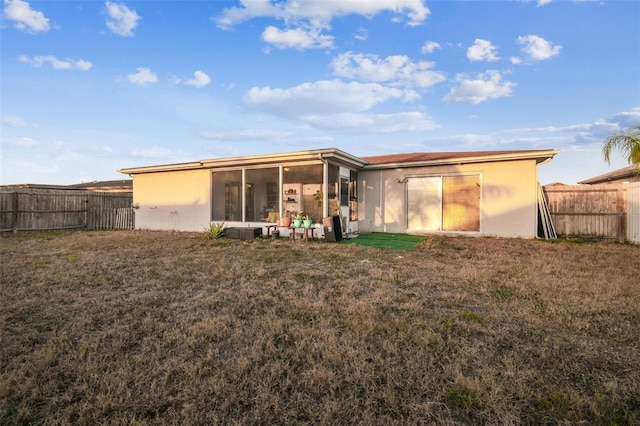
<box><xmin>407</xmin><ymin>175</ymin><xmax>480</xmax><ymax>232</ymax></box>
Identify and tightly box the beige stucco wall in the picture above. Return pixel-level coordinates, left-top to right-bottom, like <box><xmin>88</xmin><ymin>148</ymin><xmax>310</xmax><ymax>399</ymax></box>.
<box><xmin>132</xmin><ymin>169</ymin><xmax>211</xmax><ymax>232</ymax></box>
<box><xmin>358</xmin><ymin>159</ymin><xmax>540</xmax><ymax>238</ymax></box>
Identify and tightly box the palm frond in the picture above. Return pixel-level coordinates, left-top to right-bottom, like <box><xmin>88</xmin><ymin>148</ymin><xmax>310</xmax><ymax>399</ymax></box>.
<box><xmin>601</xmin><ymin>125</ymin><xmax>640</xmax><ymax>165</ymax></box>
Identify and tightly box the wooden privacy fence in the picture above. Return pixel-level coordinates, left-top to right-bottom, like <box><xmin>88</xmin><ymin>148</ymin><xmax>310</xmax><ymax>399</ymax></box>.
<box><xmin>543</xmin><ymin>183</ymin><xmax>639</xmax><ymax>243</ymax></box>
<box><xmin>0</xmin><ymin>188</ymin><xmax>133</xmax><ymax>233</ymax></box>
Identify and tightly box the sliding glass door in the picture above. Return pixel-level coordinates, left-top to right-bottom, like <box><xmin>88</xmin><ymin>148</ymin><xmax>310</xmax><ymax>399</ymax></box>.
<box><xmin>407</xmin><ymin>175</ymin><xmax>480</xmax><ymax>232</ymax></box>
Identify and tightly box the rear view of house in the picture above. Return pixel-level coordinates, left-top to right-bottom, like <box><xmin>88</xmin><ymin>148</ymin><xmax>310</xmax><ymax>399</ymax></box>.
<box><xmin>119</xmin><ymin>147</ymin><xmax>558</xmax><ymax>238</ymax></box>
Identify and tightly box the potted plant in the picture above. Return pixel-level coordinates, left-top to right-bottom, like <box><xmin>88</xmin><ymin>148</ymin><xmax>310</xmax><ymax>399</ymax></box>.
<box><xmin>303</xmin><ymin>213</ymin><xmax>313</xmax><ymax>228</ymax></box>
<box><xmin>293</xmin><ymin>212</ymin><xmax>303</xmax><ymax>228</ymax></box>
<box><xmin>281</xmin><ymin>210</ymin><xmax>292</xmax><ymax>227</ymax></box>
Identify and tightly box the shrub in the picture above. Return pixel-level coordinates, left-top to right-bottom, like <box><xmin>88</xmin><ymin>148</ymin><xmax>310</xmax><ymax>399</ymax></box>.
<box><xmin>203</xmin><ymin>222</ymin><xmax>226</xmax><ymax>239</ymax></box>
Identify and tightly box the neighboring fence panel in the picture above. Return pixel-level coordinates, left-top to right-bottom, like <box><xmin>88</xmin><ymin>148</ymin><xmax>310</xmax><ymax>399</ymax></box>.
<box><xmin>627</xmin><ymin>182</ymin><xmax>640</xmax><ymax>244</ymax></box>
<box><xmin>87</xmin><ymin>192</ymin><xmax>134</xmax><ymax>230</ymax></box>
<box><xmin>544</xmin><ymin>184</ymin><xmax>626</xmax><ymax>242</ymax></box>
<box><xmin>0</xmin><ymin>188</ymin><xmax>133</xmax><ymax>233</ymax></box>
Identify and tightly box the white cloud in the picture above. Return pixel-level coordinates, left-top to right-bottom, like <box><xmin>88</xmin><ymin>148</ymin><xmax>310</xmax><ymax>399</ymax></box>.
<box><xmin>216</xmin><ymin>0</ymin><xmax>428</xmax><ymax>51</ymax></box>
<box><xmin>467</xmin><ymin>39</ymin><xmax>500</xmax><ymax>62</ymax></box>
<box><xmin>609</xmin><ymin>107</ymin><xmax>640</xmax><ymax>128</ymax></box>
<box><xmin>130</xmin><ymin>146</ymin><xmax>191</xmax><ymax>162</ymax></box>
<box><xmin>421</xmin><ymin>41</ymin><xmax>441</xmax><ymax>54</ymax></box>
<box><xmin>131</xmin><ymin>146</ymin><xmax>173</xmax><ymax>159</ymax></box>
<box><xmin>500</xmin><ymin>108</ymin><xmax>640</xmax><ymax>144</ymax></box>
<box><xmin>3</xmin><ymin>0</ymin><xmax>50</xmax><ymax>33</ymax></box>
<box><xmin>244</xmin><ymin>79</ymin><xmax>412</xmax><ymax>118</ymax></box>
<box><xmin>216</xmin><ymin>0</ymin><xmax>430</xmax><ymax>30</ymax></box>
<box><xmin>215</xmin><ymin>0</ymin><xmax>281</xmax><ymax>30</ymax></box>
<box><xmin>105</xmin><ymin>1</ymin><xmax>140</xmax><ymax>37</ymax></box>
<box><xmin>19</xmin><ymin>55</ymin><xmax>92</xmax><ymax>71</ymax></box>
<box><xmin>170</xmin><ymin>70</ymin><xmax>212</xmax><ymax>88</ymax></box>
<box><xmin>3</xmin><ymin>135</ymin><xmax>80</xmax><ymax>157</ymax></box>
<box><xmin>517</xmin><ymin>35</ymin><xmax>561</xmax><ymax>61</ymax></box>
<box><xmin>184</xmin><ymin>70</ymin><xmax>211</xmax><ymax>88</ymax></box>
<box><xmin>4</xmin><ymin>136</ymin><xmax>40</xmax><ymax>147</ymax></box>
<box><xmin>243</xmin><ymin>79</ymin><xmax>436</xmax><ymax>134</ymax></box>
<box><xmin>353</xmin><ymin>28</ymin><xmax>368</xmax><ymax>41</ymax></box>
<box><xmin>331</xmin><ymin>52</ymin><xmax>445</xmax><ymax>89</ymax></box>
<box><xmin>126</xmin><ymin>67</ymin><xmax>158</xmax><ymax>85</ymax></box>
<box><xmin>9</xmin><ymin>159</ymin><xmax>58</xmax><ymax>175</ymax></box>
<box><xmin>1</xmin><ymin>114</ymin><xmax>28</xmax><ymax>127</ymax></box>
<box><xmin>261</xmin><ymin>25</ymin><xmax>334</xmax><ymax>50</ymax></box>
<box><xmin>199</xmin><ymin>128</ymin><xmax>293</xmax><ymax>141</ymax></box>
<box><xmin>443</xmin><ymin>70</ymin><xmax>514</xmax><ymax>104</ymax></box>
<box><xmin>305</xmin><ymin>111</ymin><xmax>438</xmax><ymax>134</ymax></box>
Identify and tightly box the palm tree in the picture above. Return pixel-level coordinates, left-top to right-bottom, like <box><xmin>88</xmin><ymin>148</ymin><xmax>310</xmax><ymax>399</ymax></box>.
<box><xmin>601</xmin><ymin>125</ymin><xmax>640</xmax><ymax>169</ymax></box>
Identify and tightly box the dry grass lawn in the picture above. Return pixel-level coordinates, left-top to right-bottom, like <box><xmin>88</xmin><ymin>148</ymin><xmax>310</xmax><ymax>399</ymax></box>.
<box><xmin>1</xmin><ymin>230</ymin><xmax>639</xmax><ymax>425</ymax></box>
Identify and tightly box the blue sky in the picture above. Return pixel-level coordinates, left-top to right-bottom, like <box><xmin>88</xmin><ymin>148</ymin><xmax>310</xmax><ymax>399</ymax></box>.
<box><xmin>1</xmin><ymin>0</ymin><xmax>638</xmax><ymax>185</ymax></box>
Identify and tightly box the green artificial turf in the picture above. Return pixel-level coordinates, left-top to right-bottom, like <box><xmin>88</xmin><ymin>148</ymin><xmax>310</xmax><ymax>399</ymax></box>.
<box><xmin>340</xmin><ymin>232</ymin><xmax>426</xmax><ymax>250</ymax></box>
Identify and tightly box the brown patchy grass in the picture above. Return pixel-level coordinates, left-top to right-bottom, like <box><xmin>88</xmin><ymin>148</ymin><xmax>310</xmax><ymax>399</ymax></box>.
<box><xmin>1</xmin><ymin>230</ymin><xmax>639</xmax><ymax>425</ymax></box>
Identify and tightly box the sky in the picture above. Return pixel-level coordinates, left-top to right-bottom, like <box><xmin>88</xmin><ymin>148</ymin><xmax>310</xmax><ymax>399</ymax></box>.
<box><xmin>1</xmin><ymin>0</ymin><xmax>639</xmax><ymax>186</ymax></box>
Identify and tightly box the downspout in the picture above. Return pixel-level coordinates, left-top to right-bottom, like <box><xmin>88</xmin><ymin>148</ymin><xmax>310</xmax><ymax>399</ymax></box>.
<box><xmin>241</xmin><ymin>168</ymin><xmax>246</xmax><ymax>223</ymax></box>
<box><xmin>319</xmin><ymin>153</ymin><xmax>329</xmax><ymax>218</ymax></box>
<box><xmin>380</xmin><ymin>168</ymin><xmax>385</xmax><ymax>232</ymax></box>
<box><xmin>279</xmin><ymin>164</ymin><xmax>284</xmax><ymax>220</ymax></box>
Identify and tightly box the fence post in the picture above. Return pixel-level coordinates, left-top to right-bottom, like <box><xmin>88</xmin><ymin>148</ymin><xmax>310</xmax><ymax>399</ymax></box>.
<box><xmin>618</xmin><ymin>187</ymin><xmax>626</xmax><ymax>243</ymax></box>
<box><xmin>12</xmin><ymin>191</ymin><xmax>19</xmax><ymax>234</ymax></box>
<box><xmin>86</xmin><ymin>193</ymin><xmax>92</xmax><ymax>229</ymax></box>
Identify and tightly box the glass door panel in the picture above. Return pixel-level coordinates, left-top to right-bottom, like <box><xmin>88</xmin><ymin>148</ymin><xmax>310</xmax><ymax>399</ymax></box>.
<box><xmin>407</xmin><ymin>177</ymin><xmax>442</xmax><ymax>231</ymax></box>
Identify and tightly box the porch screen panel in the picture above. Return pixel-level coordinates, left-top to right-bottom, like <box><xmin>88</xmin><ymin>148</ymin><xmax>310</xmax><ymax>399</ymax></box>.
<box><xmin>442</xmin><ymin>175</ymin><xmax>480</xmax><ymax>231</ymax></box>
<box><xmin>349</xmin><ymin>170</ymin><xmax>358</xmax><ymax>221</ymax></box>
<box><xmin>245</xmin><ymin>168</ymin><xmax>279</xmax><ymax>222</ymax></box>
<box><xmin>211</xmin><ymin>170</ymin><xmax>242</xmax><ymax>221</ymax></box>
<box><xmin>328</xmin><ymin>164</ymin><xmax>339</xmax><ymax>215</ymax></box>
<box><xmin>284</xmin><ymin>164</ymin><xmax>323</xmax><ymax>221</ymax></box>
<box><xmin>407</xmin><ymin>177</ymin><xmax>441</xmax><ymax>231</ymax></box>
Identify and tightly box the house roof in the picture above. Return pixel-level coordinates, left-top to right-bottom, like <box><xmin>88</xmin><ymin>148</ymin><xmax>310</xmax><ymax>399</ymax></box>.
<box><xmin>361</xmin><ymin>149</ymin><xmax>559</xmax><ymax>169</ymax></box>
<box><xmin>577</xmin><ymin>165</ymin><xmax>639</xmax><ymax>185</ymax></box>
<box><xmin>119</xmin><ymin>148</ymin><xmax>559</xmax><ymax>175</ymax></box>
<box><xmin>119</xmin><ymin>148</ymin><xmax>367</xmax><ymax>175</ymax></box>
<box><xmin>71</xmin><ymin>180</ymin><xmax>132</xmax><ymax>191</ymax></box>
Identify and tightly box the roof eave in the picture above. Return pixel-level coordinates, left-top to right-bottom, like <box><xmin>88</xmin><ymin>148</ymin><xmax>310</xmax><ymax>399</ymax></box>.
<box><xmin>200</xmin><ymin>148</ymin><xmax>367</xmax><ymax>168</ymax></box>
<box><xmin>362</xmin><ymin>150</ymin><xmax>559</xmax><ymax>169</ymax></box>
<box><xmin>578</xmin><ymin>166</ymin><xmax>639</xmax><ymax>184</ymax></box>
<box><xmin>119</xmin><ymin>148</ymin><xmax>368</xmax><ymax>175</ymax></box>
<box><xmin>118</xmin><ymin>161</ymin><xmax>204</xmax><ymax>175</ymax></box>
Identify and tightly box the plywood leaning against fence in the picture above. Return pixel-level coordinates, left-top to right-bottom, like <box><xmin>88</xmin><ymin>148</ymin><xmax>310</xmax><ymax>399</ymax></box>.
<box><xmin>0</xmin><ymin>188</ymin><xmax>134</xmax><ymax>233</ymax></box>
<box><xmin>537</xmin><ymin>183</ymin><xmax>557</xmax><ymax>240</ymax></box>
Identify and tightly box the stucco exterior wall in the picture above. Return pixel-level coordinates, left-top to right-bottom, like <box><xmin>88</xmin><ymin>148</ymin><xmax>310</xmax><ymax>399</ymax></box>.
<box><xmin>358</xmin><ymin>159</ymin><xmax>539</xmax><ymax>238</ymax></box>
<box><xmin>132</xmin><ymin>169</ymin><xmax>211</xmax><ymax>232</ymax></box>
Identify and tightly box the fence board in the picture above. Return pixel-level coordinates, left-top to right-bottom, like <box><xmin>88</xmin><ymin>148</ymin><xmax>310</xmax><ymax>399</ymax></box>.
<box><xmin>0</xmin><ymin>188</ymin><xmax>133</xmax><ymax>233</ymax></box>
<box><xmin>627</xmin><ymin>183</ymin><xmax>640</xmax><ymax>244</ymax></box>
